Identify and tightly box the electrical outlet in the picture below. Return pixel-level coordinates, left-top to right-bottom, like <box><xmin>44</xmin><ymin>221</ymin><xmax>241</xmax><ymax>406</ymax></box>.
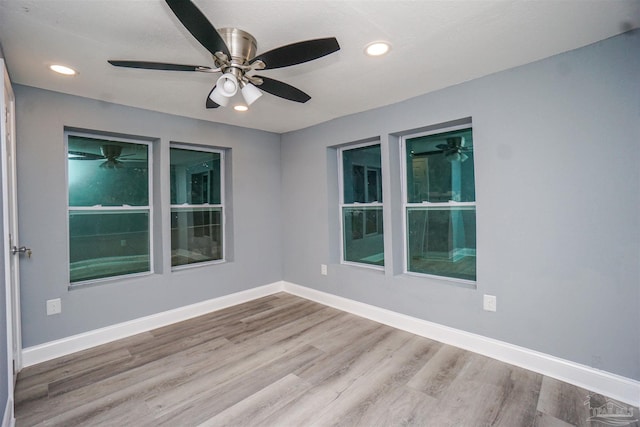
<box><xmin>46</xmin><ymin>298</ymin><xmax>62</xmax><ymax>315</ymax></box>
<box><xmin>483</xmin><ymin>294</ymin><xmax>497</xmax><ymax>312</ymax></box>
<box><xmin>321</xmin><ymin>264</ymin><xmax>328</xmax><ymax>276</ymax></box>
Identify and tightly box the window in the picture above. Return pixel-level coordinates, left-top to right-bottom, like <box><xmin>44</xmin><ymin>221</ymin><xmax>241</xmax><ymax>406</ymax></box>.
<box><xmin>339</xmin><ymin>143</ymin><xmax>384</xmax><ymax>266</ymax></box>
<box><xmin>170</xmin><ymin>146</ymin><xmax>223</xmax><ymax>268</ymax></box>
<box><xmin>403</xmin><ymin>127</ymin><xmax>476</xmax><ymax>282</ymax></box>
<box><xmin>67</xmin><ymin>133</ymin><xmax>151</xmax><ymax>284</ymax></box>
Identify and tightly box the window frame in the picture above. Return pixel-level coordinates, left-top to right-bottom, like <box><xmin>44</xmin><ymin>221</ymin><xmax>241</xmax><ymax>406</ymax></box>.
<box><xmin>66</xmin><ymin>130</ymin><xmax>154</xmax><ymax>287</ymax></box>
<box><xmin>338</xmin><ymin>141</ymin><xmax>384</xmax><ymax>270</ymax></box>
<box><xmin>170</xmin><ymin>143</ymin><xmax>225</xmax><ymax>270</ymax></box>
<box><xmin>400</xmin><ymin>124</ymin><xmax>477</xmax><ymax>285</ymax></box>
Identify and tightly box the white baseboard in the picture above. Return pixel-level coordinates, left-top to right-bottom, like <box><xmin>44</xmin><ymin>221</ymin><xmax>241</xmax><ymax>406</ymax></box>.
<box><xmin>21</xmin><ymin>282</ymin><xmax>284</xmax><ymax>367</ymax></box>
<box><xmin>20</xmin><ymin>280</ymin><xmax>639</xmax><ymax>407</ymax></box>
<box><xmin>282</xmin><ymin>282</ymin><xmax>640</xmax><ymax>407</ymax></box>
<box><xmin>2</xmin><ymin>398</ymin><xmax>14</xmax><ymax>427</ymax></box>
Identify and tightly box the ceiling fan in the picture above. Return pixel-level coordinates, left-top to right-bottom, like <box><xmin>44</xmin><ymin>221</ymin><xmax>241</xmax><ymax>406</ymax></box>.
<box><xmin>108</xmin><ymin>0</ymin><xmax>340</xmax><ymax>109</ymax></box>
<box><xmin>68</xmin><ymin>145</ymin><xmax>141</xmax><ymax>169</ymax></box>
<box><xmin>413</xmin><ymin>137</ymin><xmax>473</xmax><ymax>162</ymax></box>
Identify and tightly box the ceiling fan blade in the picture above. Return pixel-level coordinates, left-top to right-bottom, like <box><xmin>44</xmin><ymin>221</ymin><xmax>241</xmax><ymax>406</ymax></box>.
<box><xmin>435</xmin><ymin>144</ymin><xmax>450</xmax><ymax>150</ymax></box>
<box><xmin>165</xmin><ymin>0</ymin><xmax>230</xmax><ymax>58</ymax></box>
<box><xmin>206</xmin><ymin>87</ymin><xmax>220</xmax><ymax>109</ymax></box>
<box><xmin>254</xmin><ymin>76</ymin><xmax>311</xmax><ymax>103</ymax></box>
<box><xmin>413</xmin><ymin>151</ymin><xmax>443</xmax><ymax>156</ymax></box>
<box><xmin>68</xmin><ymin>151</ymin><xmax>104</xmax><ymax>160</ymax></box>
<box><xmin>250</xmin><ymin>37</ymin><xmax>340</xmax><ymax>70</ymax></box>
<box><xmin>108</xmin><ymin>60</ymin><xmax>210</xmax><ymax>72</ymax></box>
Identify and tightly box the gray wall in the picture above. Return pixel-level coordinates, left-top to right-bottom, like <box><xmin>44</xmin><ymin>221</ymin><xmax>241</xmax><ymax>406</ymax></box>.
<box><xmin>14</xmin><ymin>85</ymin><xmax>282</xmax><ymax>347</ymax></box>
<box><xmin>281</xmin><ymin>31</ymin><xmax>640</xmax><ymax>380</ymax></box>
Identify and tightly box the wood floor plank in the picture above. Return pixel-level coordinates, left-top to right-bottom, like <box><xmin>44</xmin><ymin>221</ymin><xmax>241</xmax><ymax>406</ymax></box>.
<box><xmin>45</xmin><ymin>323</ymin><xmax>235</xmax><ymax>397</ymax></box>
<box><xmin>16</xmin><ymin>332</ymin><xmax>153</xmax><ymax>380</ymax></box>
<box><xmin>15</xmin><ymin>294</ymin><xmax>639</xmax><ymax>427</ymax></box>
<box><xmin>307</xmin><ymin>335</ymin><xmax>440</xmax><ymax>427</ymax></box>
<box><xmin>482</xmin><ymin>361</ymin><xmax>543</xmax><ymax>426</ymax></box>
<box><xmin>15</xmin><ymin>337</ymin><xmax>233</xmax><ymax>426</ymax></box>
<box><xmin>150</xmin><ymin>345</ymin><xmax>325</xmax><ymax>426</ymax></box>
<box><xmin>536</xmin><ymin>376</ymin><xmax>592</xmax><ymax>427</ymax></box>
<box><xmin>196</xmin><ymin>373</ymin><xmax>313</xmax><ymax>427</ymax></box>
<box><xmin>16</xmin><ymin>347</ymin><xmax>132</xmax><ymax>398</ymax></box>
<box><xmin>406</xmin><ymin>344</ymin><xmax>469</xmax><ymax>398</ymax></box>
<box><xmin>141</xmin><ymin>307</ymin><xmax>341</xmax><ymax>421</ymax></box>
<box><xmin>533</xmin><ymin>411</ymin><xmax>577</xmax><ymax>427</ymax></box>
<box><xmin>226</xmin><ymin>299</ymin><xmax>326</xmax><ymax>344</ymax></box>
<box><xmin>261</xmin><ymin>329</ymin><xmax>417</xmax><ymax>426</ymax></box>
<box><xmin>350</xmin><ymin>385</ymin><xmax>438</xmax><ymax>427</ymax></box>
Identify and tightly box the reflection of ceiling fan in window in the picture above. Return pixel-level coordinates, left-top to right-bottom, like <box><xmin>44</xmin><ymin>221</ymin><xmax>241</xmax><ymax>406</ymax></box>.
<box><xmin>68</xmin><ymin>145</ymin><xmax>143</xmax><ymax>169</ymax></box>
<box><xmin>413</xmin><ymin>137</ymin><xmax>472</xmax><ymax>162</ymax></box>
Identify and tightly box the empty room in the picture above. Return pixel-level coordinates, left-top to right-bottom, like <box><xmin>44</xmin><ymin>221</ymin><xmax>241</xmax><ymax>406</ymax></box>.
<box><xmin>0</xmin><ymin>0</ymin><xmax>638</xmax><ymax>426</ymax></box>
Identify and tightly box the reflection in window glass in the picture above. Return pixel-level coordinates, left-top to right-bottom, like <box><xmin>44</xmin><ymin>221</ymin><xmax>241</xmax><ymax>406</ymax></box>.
<box><xmin>406</xmin><ymin>128</ymin><xmax>474</xmax><ymax>203</ymax></box>
<box><xmin>171</xmin><ymin>208</ymin><xmax>222</xmax><ymax>266</ymax></box>
<box><xmin>343</xmin><ymin>207</ymin><xmax>384</xmax><ymax>266</ymax></box>
<box><xmin>406</xmin><ymin>207</ymin><xmax>476</xmax><ymax>281</ymax></box>
<box><xmin>68</xmin><ymin>136</ymin><xmax>149</xmax><ymax>206</ymax></box>
<box><xmin>342</xmin><ymin>145</ymin><xmax>382</xmax><ymax>204</ymax></box>
<box><xmin>340</xmin><ymin>143</ymin><xmax>384</xmax><ymax>266</ymax></box>
<box><xmin>404</xmin><ymin>127</ymin><xmax>476</xmax><ymax>281</ymax></box>
<box><xmin>170</xmin><ymin>147</ymin><xmax>224</xmax><ymax>268</ymax></box>
<box><xmin>170</xmin><ymin>148</ymin><xmax>221</xmax><ymax>205</ymax></box>
<box><xmin>67</xmin><ymin>133</ymin><xmax>151</xmax><ymax>284</ymax></box>
<box><xmin>69</xmin><ymin>211</ymin><xmax>150</xmax><ymax>282</ymax></box>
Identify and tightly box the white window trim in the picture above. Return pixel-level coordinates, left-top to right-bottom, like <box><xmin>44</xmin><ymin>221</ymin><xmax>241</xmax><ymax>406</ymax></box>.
<box><xmin>338</xmin><ymin>141</ymin><xmax>384</xmax><ymax>270</ymax></box>
<box><xmin>400</xmin><ymin>124</ymin><xmax>476</xmax><ymax>285</ymax></box>
<box><xmin>65</xmin><ymin>130</ymin><xmax>154</xmax><ymax>287</ymax></box>
<box><xmin>169</xmin><ymin>144</ymin><xmax>225</xmax><ymax>270</ymax></box>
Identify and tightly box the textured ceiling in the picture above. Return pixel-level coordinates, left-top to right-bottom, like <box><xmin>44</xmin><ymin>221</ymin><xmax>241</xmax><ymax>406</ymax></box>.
<box><xmin>0</xmin><ymin>0</ymin><xmax>638</xmax><ymax>133</ymax></box>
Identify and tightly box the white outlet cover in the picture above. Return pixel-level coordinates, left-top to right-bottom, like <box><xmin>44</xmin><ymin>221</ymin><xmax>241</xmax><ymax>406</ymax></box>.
<box><xmin>46</xmin><ymin>298</ymin><xmax>62</xmax><ymax>315</ymax></box>
<box><xmin>321</xmin><ymin>264</ymin><xmax>328</xmax><ymax>275</ymax></box>
<box><xmin>483</xmin><ymin>294</ymin><xmax>497</xmax><ymax>312</ymax></box>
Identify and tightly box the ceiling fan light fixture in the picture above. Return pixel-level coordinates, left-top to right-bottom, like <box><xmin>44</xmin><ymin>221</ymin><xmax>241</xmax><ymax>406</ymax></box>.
<box><xmin>209</xmin><ymin>87</ymin><xmax>229</xmax><ymax>107</ymax></box>
<box><xmin>209</xmin><ymin>73</ymin><xmax>239</xmax><ymax>107</ymax></box>
<box><xmin>365</xmin><ymin>41</ymin><xmax>391</xmax><ymax>57</ymax></box>
<box><xmin>241</xmin><ymin>82</ymin><xmax>263</xmax><ymax>106</ymax></box>
<box><xmin>446</xmin><ymin>151</ymin><xmax>461</xmax><ymax>162</ymax></box>
<box><xmin>234</xmin><ymin>105</ymin><xmax>249</xmax><ymax>112</ymax></box>
<box><xmin>215</xmin><ymin>72</ymin><xmax>239</xmax><ymax>96</ymax></box>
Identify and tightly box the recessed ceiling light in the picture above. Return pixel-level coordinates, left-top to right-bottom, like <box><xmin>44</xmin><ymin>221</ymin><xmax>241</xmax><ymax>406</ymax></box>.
<box><xmin>49</xmin><ymin>64</ymin><xmax>77</xmax><ymax>76</ymax></box>
<box><xmin>365</xmin><ymin>41</ymin><xmax>391</xmax><ymax>57</ymax></box>
<box><xmin>234</xmin><ymin>105</ymin><xmax>249</xmax><ymax>112</ymax></box>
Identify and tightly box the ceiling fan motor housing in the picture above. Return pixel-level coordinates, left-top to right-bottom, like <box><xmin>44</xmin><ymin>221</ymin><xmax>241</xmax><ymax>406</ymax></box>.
<box><xmin>217</xmin><ymin>28</ymin><xmax>257</xmax><ymax>69</ymax></box>
<box><xmin>100</xmin><ymin>144</ymin><xmax>123</xmax><ymax>159</ymax></box>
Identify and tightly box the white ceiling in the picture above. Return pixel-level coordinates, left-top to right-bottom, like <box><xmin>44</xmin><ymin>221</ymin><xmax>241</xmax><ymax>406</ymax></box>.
<box><xmin>0</xmin><ymin>0</ymin><xmax>638</xmax><ymax>133</ymax></box>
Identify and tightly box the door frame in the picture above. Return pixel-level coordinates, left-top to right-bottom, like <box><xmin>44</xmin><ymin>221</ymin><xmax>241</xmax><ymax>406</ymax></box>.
<box><xmin>1</xmin><ymin>57</ymin><xmax>21</xmax><ymax>412</ymax></box>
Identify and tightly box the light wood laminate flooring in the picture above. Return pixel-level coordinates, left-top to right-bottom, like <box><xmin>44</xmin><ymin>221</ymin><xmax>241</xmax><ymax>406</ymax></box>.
<box><xmin>14</xmin><ymin>293</ymin><xmax>639</xmax><ymax>426</ymax></box>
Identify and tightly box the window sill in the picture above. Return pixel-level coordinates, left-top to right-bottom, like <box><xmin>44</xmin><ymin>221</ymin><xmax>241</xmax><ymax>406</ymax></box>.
<box><xmin>68</xmin><ymin>270</ymin><xmax>153</xmax><ymax>290</ymax></box>
<box><xmin>402</xmin><ymin>270</ymin><xmax>477</xmax><ymax>289</ymax></box>
<box><xmin>341</xmin><ymin>260</ymin><xmax>385</xmax><ymax>272</ymax></box>
<box><xmin>171</xmin><ymin>258</ymin><xmax>226</xmax><ymax>272</ymax></box>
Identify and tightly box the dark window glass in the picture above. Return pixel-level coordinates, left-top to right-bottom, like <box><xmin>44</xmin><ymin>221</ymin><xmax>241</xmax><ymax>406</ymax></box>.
<box><xmin>170</xmin><ymin>147</ymin><xmax>223</xmax><ymax>268</ymax></box>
